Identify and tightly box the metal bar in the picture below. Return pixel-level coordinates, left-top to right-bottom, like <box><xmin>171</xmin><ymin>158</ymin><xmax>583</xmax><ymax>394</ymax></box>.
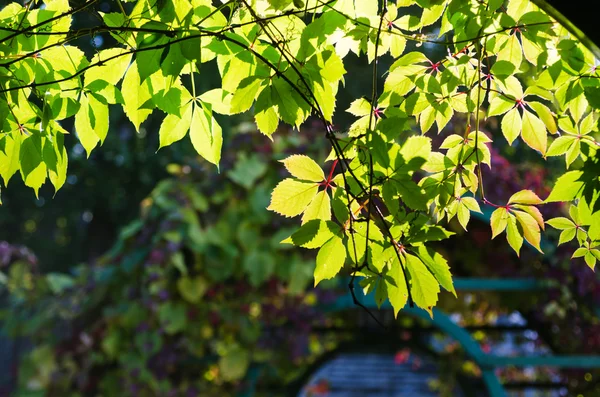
<box><xmin>453</xmin><ymin>278</ymin><xmax>549</xmax><ymax>291</ymax></box>
<box><xmin>481</xmin><ymin>355</ymin><xmax>600</xmax><ymax>368</ymax></box>
<box><xmin>483</xmin><ymin>369</ymin><xmax>506</xmax><ymax>397</ymax></box>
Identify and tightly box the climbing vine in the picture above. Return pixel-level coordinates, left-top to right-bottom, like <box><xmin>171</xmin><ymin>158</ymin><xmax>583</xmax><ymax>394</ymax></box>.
<box><xmin>1</xmin><ymin>0</ymin><xmax>599</xmax><ymax>316</ymax></box>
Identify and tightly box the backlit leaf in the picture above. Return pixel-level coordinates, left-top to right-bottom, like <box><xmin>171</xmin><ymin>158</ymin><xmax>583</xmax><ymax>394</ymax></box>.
<box><xmin>302</xmin><ymin>190</ymin><xmax>331</xmax><ymax>224</ymax></box>
<box><xmin>268</xmin><ymin>179</ymin><xmax>318</xmax><ymax>217</ymax></box>
<box><xmin>314</xmin><ymin>235</ymin><xmax>346</xmax><ymax>286</ymax></box>
<box><xmin>491</xmin><ymin>207</ymin><xmax>509</xmax><ymax>238</ymax></box>
<box><xmin>508</xmin><ymin>189</ymin><xmax>543</xmax><ymax>205</ymax></box>
<box><xmin>501</xmin><ymin>107</ymin><xmax>522</xmax><ymax>145</ymax></box>
<box><xmin>281</xmin><ymin>155</ymin><xmax>324</xmax><ymax>182</ymax></box>
<box><xmin>405</xmin><ymin>253</ymin><xmax>439</xmax><ymax>317</ymax></box>
<box><xmin>521</xmin><ymin>109</ymin><xmax>547</xmax><ymax>154</ymax></box>
<box><xmin>189</xmin><ymin>102</ymin><xmax>222</xmax><ymax>166</ymax></box>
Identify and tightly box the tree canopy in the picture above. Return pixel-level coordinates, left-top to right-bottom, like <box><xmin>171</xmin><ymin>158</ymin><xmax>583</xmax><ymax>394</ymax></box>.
<box><xmin>1</xmin><ymin>0</ymin><xmax>599</xmax><ymax>317</ymax></box>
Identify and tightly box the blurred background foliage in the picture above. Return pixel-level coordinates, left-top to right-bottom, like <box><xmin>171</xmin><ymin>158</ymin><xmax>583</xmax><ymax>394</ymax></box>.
<box><xmin>0</xmin><ymin>1</ymin><xmax>599</xmax><ymax>396</ymax></box>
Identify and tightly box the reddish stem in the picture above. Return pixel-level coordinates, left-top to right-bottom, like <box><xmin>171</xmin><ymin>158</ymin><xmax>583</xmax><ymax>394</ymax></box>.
<box><xmin>483</xmin><ymin>197</ymin><xmax>510</xmax><ymax>210</ymax></box>
<box><xmin>321</xmin><ymin>159</ymin><xmax>338</xmax><ymax>189</ymax></box>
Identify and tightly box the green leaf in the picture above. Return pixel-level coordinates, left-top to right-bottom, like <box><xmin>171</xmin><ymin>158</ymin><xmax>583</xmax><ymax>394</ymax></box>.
<box><xmin>347</xmin><ymin>98</ymin><xmax>372</xmax><ymax>117</ymax></box>
<box><xmin>565</xmin><ymin>140</ymin><xmax>580</xmax><ymax>169</ymax></box>
<box><xmin>74</xmin><ymin>93</ymin><xmax>108</xmax><ymax>156</ymax></box>
<box><xmin>374</xmin><ymin>278</ymin><xmax>387</xmax><ymax>309</ymax></box>
<box><xmin>177</xmin><ymin>276</ymin><xmax>207</xmax><ymax>303</ymax></box>
<box><xmin>199</xmin><ymin>89</ymin><xmax>233</xmax><ymax>115</ymax></box>
<box><xmin>528</xmin><ymin>101</ymin><xmax>557</xmax><ymax>134</ymax></box>
<box><xmin>461</xmin><ymin>197</ymin><xmax>482</xmax><ymax>213</ymax></box>
<box><xmin>400</xmin><ymin>135</ymin><xmax>431</xmax><ymax>162</ymax></box>
<box><xmin>584</xmin><ymin>252</ymin><xmax>597</xmax><ymax>270</ymax></box>
<box><xmin>48</xmin><ymin>147</ymin><xmax>67</xmax><ymax>195</ymax></box>
<box><xmin>396</xmin><ymin>180</ymin><xmax>428</xmax><ymax>211</ymax></box>
<box><xmin>514</xmin><ymin>210</ymin><xmax>542</xmax><ymax>253</ymax></box>
<box><xmin>282</xmin><ymin>220</ymin><xmax>339</xmax><ymax>249</ymax></box>
<box><xmin>161</xmin><ymin>42</ymin><xmax>187</xmax><ymax>77</ymax></box>
<box><xmin>267</xmin><ymin>0</ymin><xmax>293</xmax><ymax>11</ymax></box>
<box><xmin>497</xmin><ymin>32</ymin><xmax>522</xmax><ymax>69</ymax></box>
<box><xmin>501</xmin><ymin>107</ymin><xmax>522</xmax><ymax>145</ymax></box>
<box><xmin>219</xmin><ymin>347</ymin><xmax>249</xmax><ymax>381</ymax></box>
<box><xmin>558</xmin><ymin>228</ymin><xmax>576</xmax><ymax>245</ymax></box>
<box><xmin>521</xmin><ymin>109</ymin><xmax>547</xmax><ymax>154</ymax></box>
<box><xmin>158</xmin><ymin>302</ymin><xmax>187</xmax><ymax>334</ymax></box>
<box><xmin>314</xmin><ymin>236</ymin><xmax>346</xmax><ymax>286</ymax></box>
<box><xmin>158</xmin><ymin>103</ymin><xmax>193</xmax><ymax>149</ymax></box>
<box><xmin>302</xmin><ymin>190</ymin><xmax>331</xmax><ymax>224</ymax></box>
<box><xmin>491</xmin><ymin>60</ymin><xmax>516</xmax><ymax>77</ymax></box>
<box><xmin>272</xmin><ymin>77</ymin><xmax>307</xmax><ymax>128</ymax></box>
<box><xmin>406</xmin><ymin>225</ymin><xmax>454</xmax><ymax>244</ymax></box>
<box><xmin>254</xmin><ymin>86</ymin><xmax>279</xmax><ymax>136</ymax></box>
<box><xmin>506</xmin><ymin>215</ymin><xmax>524</xmax><ymax>255</ymax></box>
<box><xmin>405</xmin><ymin>253</ymin><xmax>439</xmax><ymax>317</ymax></box>
<box><xmin>0</xmin><ymin>133</ymin><xmax>22</xmax><ymax>186</ymax></box>
<box><xmin>545</xmin><ymin>171</ymin><xmax>584</xmax><ymax>202</ymax></box>
<box><xmin>268</xmin><ymin>178</ymin><xmax>318</xmax><ymax>217</ymax></box>
<box><xmin>488</xmin><ymin>96</ymin><xmax>515</xmax><ymax>117</ymax></box>
<box><xmin>508</xmin><ymin>189</ymin><xmax>543</xmax><ymax>205</ymax></box>
<box><xmin>46</xmin><ymin>273</ymin><xmax>75</xmax><ymax>294</ymax></box>
<box><xmin>121</xmin><ymin>61</ymin><xmax>154</xmax><ymax>132</ymax></box>
<box><xmin>228</xmin><ymin>153</ymin><xmax>268</xmax><ymax>190</ymax></box>
<box><xmin>547</xmin><ymin>136</ymin><xmax>577</xmax><ymax>157</ymax></box>
<box><xmin>514</xmin><ymin>203</ymin><xmax>545</xmax><ymax>229</ymax></box>
<box><xmin>440</xmin><ymin>134</ymin><xmax>463</xmax><ymax>149</ymax></box>
<box><xmin>154</xmin><ymin>83</ymin><xmax>193</xmax><ymax>117</ymax></box>
<box><xmin>84</xmin><ymin>48</ymin><xmax>132</xmax><ymax>89</ymax></box>
<box><xmin>231</xmin><ymin>77</ymin><xmax>263</xmax><ymax>114</ymax></box>
<box><xmin>546</xmin><ymin>217</ymin><xmax>576</xmax><ymax>230</ymax></box>
<box><xmin>386</xmin><ymin>257</ymin><xmax>409</xmax><ymax>318</ymax></box>
<box><xmin>189</xmin><ymin>102</ymin><xmax>222</xmax><ymax>166</ymax></box>
<box><xmin>491</xmin><ymin>207</ymin><xmax>509</xmax><ymax>238</ymax></box>
<box><xmin>415</xmin><ymin>245</ymin><xmax>456</xmax><ymax>297</ymax></box>
<box><xmin>457</xmin><ymin>202</ymin><xmax>470</xmax><ymax>230</ymax></box>
<box><xmin>19</xmin><ymin>136</ymin><xmax>46</xmax><ymax>197</ymax></box>
<box><xmin>281</xmin><ymin>155</ymin><xmax>324</xmax><ymax>182</ymax></box>
<box><xmin>572</xmin><ymin>247</ymin><xmax>587</xmax><ymax>258</ymax></box>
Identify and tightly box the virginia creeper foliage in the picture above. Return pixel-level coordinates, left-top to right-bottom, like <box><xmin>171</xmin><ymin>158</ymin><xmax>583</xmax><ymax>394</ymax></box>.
<box><xmin>1</xmin><ymin>0</ymin><xmax>599</xmax><ymax>316</ymax></box>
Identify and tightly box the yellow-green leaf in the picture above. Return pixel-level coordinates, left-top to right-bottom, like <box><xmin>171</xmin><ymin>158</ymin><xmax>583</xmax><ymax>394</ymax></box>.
<box><xmin>158</xmin><ymin>103</ymin><xmax>193</xmax><ymax>149</ymax></box>
<box><xmin>231</xmin><ymin>77</ymin><xmax>263</xmax><ymax>114</ymax></box>
<box><xmin>121</xmin><ymin>61</ymin><xmax>154</xmax><ymax>132</ymax></box>
<box><xmin>189</xmin><ymin>102</ymin><xmax>222</xmax><ymax>166</ymax></box>
<box><xmin>268</xmin><ymin>178</ymin><xmax>318</xmax><ymax>217</ymax></box>
<box><xmin>84</xmin><ymin>48</ymin><xmax>132</xmax><ymax>88</ymax></box>
<box><xmin>457</xmin><ymin>202</ymin><xmax>470</xmax><ymax>231</ymax></box>
<box><xmin>506</xmin><ymin>215</ymin><xmax>523</xmax><ymax>255</ymax></box>
<box><xmin>501</xmin><ymin>107</ymin><xmax>522</xmax><ymax>145</ymax></box>
<box><xmin>508</xmin><ymin>189</ymin><xmax>543</xmax><ymax>205</ymax></box>
<box><xmin>514</xmin><ymin>210</ymin><xmax>542</xmax><ymax>253</ymax></box>
<box><xmin>387</xmin><ymin>257</ymin><xmax>409</xmax><ymax>318</ymax></box>
<box><xmin>546</xmin><ymin>136</ymin><xmax>577</xmax><ymax>157</ymax></box>
<box><xmin>74</xmin><ymin>94</ymin><xmax>100</xmax><ymax>156</ymax></box>
<box><xmin>491</xmin><ymin>207</ymin><xmax>509</xmax><ymax>238</ymax></box>
<box><xmin>528</xmin><ymin>101</ymin><xmax>557</xmax><ymax>134</ymax></box>
<box><xmin>314</xmin><ymin>236</ymin><xmax>346</xmax><ymax>286</ymax></box>
<box><xmin>405</xmin><ymin>253</ymin><xmax>439</xmax><ymax>317</ymax></box>
<box><xmin>488</xmin><ymin>96</ymin><xmax>515</xmax><ymax>117</ymax></box>
<box><xmin>219</xmin><ymin>348</ymin><xmax>249</xmax><ymax>382</ymax></box>
<box><xmin>281</xmin><ymin>154</ymin><xmax>324</xmax><ymax>182</ymax></box>
<box><xmin>302</xmin><ymin>190</ymin><xmax>331</xmax><ymax>224</ymax></box>
<box><xmin>546</xmin><ymin>217</ymin><xmax>576</xmax><ymax>230</ymax></box>
<box><xmin>416</xmin><ymin>245</ymin><xmax>456</xmax><ymax>298</ymax></box>
<box><xmin>0</xmin><ymin>133</ymin><xmax>22</xmax><ymax>186</ymax></box>
<box><xmin>521</xmin><ymin>109</ymin><xmax>547</xmax><ymax>154</ymax></box>
<box><xmin>177</xmin><ymin>276</ymin><xmax>207</xmax><ymax>303</ymax></box>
